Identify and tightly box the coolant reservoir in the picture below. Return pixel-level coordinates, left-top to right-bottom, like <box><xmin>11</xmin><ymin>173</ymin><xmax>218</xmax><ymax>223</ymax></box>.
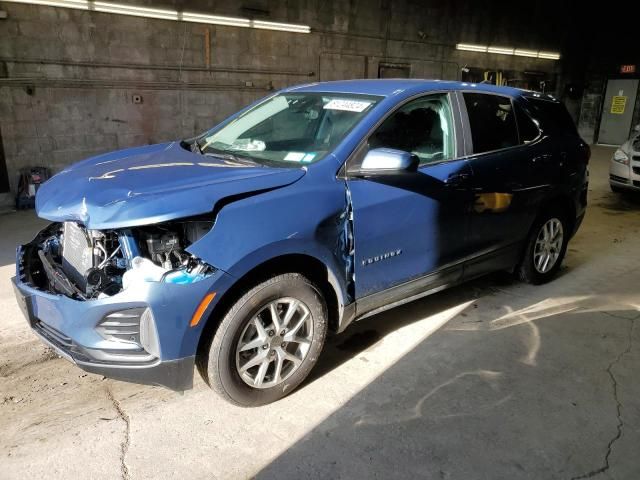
<box><xmin>122</xmin><ymin>257</ymin><xmax>167</xmax><ymax>290</ymax></box>
<box><xmin>163</xmin><ymin>268</ymin><xmax>206</xmax><ymax>284</ymax></box>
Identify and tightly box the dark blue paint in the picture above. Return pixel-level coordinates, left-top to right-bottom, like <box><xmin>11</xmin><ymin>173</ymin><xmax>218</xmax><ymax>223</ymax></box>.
<box><xmin>348</xmin><ymin>159</ymin><xmax>473</xmax><ymax>297</ymax></box>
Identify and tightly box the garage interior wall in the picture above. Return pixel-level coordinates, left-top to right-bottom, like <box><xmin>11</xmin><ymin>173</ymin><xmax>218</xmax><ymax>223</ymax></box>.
<box><xmin>0</xmin><ymin>0</ymin><xmax>597</xmax><ymax>203</ymax></box>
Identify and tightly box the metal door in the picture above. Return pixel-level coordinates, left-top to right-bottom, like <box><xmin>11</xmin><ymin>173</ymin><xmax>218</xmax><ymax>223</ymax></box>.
<box><xmin>347</xmin><ymin>159</ymin><xmax>473</xmax><ymax>299</ymax></box>
<box><xmin>598</xmin><ymin>79</ymin><xmax>639</xmax><ymax>145</ymax></box>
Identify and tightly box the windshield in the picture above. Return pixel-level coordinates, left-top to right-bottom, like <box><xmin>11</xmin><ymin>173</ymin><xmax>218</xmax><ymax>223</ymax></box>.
<box><xmin>197</xmin><ymin>92</ymin><xmax>381</xmax><ymax>166</ymax></box>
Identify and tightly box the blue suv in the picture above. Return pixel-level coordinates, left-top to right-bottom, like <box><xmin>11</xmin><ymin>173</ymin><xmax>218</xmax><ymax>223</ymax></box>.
<box><xmin>12</xmin><ymin>80</ymin><xmax>589</xmax><ymax>406</ymax></box>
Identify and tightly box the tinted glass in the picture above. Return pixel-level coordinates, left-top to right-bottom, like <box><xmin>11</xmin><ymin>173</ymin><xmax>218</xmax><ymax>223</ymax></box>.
<box><xmin>525</xmin><ymin>97</ymin><xmax>577</xmax><ymax>135</ymax></box>
<box><xmin>463</xmin><ymin>93</ymin><xmax>518</xmax><ymax>153</ymax></box>
<box><xmin>515</xmin><ymin>102</ymin><xmax>540</xmax><ymax>144</ymax></box>
<box><xmin>368</xmin><ymin>93</ymin><xmax>455</xmax><ymax>165</ymax></box>
<box><xmin>198</xmin><ymin>93</ymin><xmax>381</xmax><ymax>166</ymax></box>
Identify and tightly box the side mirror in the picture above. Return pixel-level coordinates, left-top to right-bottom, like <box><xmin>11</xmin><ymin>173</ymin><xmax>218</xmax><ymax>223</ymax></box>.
<box><xmin>355</xmin><ymin>148</ymin><xmax>419</xmax><ymax>176</ymax></box>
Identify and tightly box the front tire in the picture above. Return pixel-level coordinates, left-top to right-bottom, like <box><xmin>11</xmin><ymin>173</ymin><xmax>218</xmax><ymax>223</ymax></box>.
<box><xmin>610</xmin><ymin>184</ymin><xmax>624</xmax><ymax>193</ymax></box>
<box><xmin>517</xmin><ymin>211</ymin><xmax>569</xmax><ymax>285</ymax></box>
<box><xmin>200</xmin><ymin>273</ymin><xmax>327</xmax><ymax>407</ymax></box>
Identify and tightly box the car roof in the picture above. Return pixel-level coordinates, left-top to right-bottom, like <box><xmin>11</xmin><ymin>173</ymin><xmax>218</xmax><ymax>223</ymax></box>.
<box><xmin>284</xmin><ymin>79</ymin><xmax>530</xmax><ymax>99</ymax></box>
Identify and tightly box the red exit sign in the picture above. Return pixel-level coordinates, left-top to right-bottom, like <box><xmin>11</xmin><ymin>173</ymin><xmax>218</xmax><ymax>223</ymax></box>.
<box><xmin>620</xmin><ymin>65</ymin><xmax>636</xmax><ymax>74</ymax></box>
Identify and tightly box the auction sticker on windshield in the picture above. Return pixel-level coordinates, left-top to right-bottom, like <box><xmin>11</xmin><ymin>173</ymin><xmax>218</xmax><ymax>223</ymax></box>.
<box><xmin>283</xmin><ymin>152</ymin><xmax>306</xmax><ymax>162</ymax></box>
<box><xmin>324</xmin><ymin>99</ymin><xmax>373</xmax><ymax>112</ymax></box>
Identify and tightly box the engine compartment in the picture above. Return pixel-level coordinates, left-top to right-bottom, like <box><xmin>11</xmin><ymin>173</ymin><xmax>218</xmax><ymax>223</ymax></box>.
<box><xmin>25</xmin><ymin>219</ymin><xmax>215</xmax><ymax>300</ymax></box>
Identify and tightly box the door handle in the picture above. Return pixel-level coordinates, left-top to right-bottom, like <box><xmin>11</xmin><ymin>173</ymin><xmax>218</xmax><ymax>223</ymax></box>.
<box><xmin>445</xmin><ymin>172</ymin><xmax>470</xmax><ymax>187</ymax></box>
<box><xmin>531</xmin><ymin>154</ymin><xmax>552</xmax><ymax>164</ymax></box>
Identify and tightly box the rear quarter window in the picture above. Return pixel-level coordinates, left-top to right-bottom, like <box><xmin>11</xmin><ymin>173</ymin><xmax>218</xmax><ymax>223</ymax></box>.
<box><xmin>524</xmin><ymin>97</ymin><xmax>577</xmax><ymax>136</ymax></box>
<box><xmin>514</xmin><ymin>102</ymin><xmax>541</xmax><ymax>144</ymax></box>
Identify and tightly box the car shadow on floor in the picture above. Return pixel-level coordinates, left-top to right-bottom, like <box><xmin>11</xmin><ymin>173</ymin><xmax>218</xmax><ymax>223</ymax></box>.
<box><xmin>258</xmin><ymin>283</ymin><xmax>640</xmax><ymax>480</ymax></box>
<box><xmin>305</xmin><ymin>274</ymin><xmax>502</xmax><ymax>386</ymax></box>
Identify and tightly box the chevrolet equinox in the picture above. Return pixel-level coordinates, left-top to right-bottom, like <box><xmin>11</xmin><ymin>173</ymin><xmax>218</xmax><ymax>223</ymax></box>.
<box><xmin>12</xmin><ymin>80</ymin><xmax>589</xmax><ymax>406</ymax></box>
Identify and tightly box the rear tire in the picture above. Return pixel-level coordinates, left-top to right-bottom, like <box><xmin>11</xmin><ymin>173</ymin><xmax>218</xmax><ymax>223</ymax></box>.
<box><xmin>200</xmin><ymin>273</ymin><xmax>327</xmax><ymax>407</ymax></box>
<box><xmin>517</xmin><ymin>211</ymin><xmax>569</xmax><ymax>285</ymax></box>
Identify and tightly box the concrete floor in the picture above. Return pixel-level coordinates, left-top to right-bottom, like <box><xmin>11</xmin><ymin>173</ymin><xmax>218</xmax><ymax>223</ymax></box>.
<box><xmin>1</xmin><ymin>146</ymin><xmax>640</xmax><ymax>480</ymax></box>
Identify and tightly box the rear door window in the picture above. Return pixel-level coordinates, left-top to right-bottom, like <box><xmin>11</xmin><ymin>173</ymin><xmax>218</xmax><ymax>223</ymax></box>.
<box><xmin>463</xmin><ymin>92</ymin><xmax>518</xmax><ymax>154</ymax></box>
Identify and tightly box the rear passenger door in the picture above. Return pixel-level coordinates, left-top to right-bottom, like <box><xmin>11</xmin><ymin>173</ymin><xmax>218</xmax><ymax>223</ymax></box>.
<box><xmin>460</xmin><ymin>92</ymin><xmax>541</xmax><ymax>276</ymax></box>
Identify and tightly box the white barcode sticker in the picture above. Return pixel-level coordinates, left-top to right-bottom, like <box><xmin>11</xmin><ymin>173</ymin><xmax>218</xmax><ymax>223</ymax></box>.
<box><xmin>283</xmin><ymin>152</ymin><xmax>306</xmax><ymax>162</ymax></box>
<box><xmin>323</xmin><ymin>99</ymin><xmax>372</xmax><ymax>113</ymax></box>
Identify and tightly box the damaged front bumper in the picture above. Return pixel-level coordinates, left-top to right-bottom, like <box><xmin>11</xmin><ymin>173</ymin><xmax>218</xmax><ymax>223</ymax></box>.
<box><xmin>12</xmin><ymin>241</ymin><xmax>231</xmax><ymax>391</ymax></box>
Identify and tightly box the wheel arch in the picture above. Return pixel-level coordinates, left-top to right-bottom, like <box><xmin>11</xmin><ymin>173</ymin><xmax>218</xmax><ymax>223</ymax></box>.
<box><xmin>195</xmin><ymin>252</ymin><xmax>345</xmax><ymax>369</ymax></box>
<box><xmin>516</xmin><ymin>192</ymin><xmax>576</xmax><ymax>269</ymax></box>
<box><xmin>536</xmin><ymin>192</ymin><xmax>577</xmax><ymax>236</ymax></box>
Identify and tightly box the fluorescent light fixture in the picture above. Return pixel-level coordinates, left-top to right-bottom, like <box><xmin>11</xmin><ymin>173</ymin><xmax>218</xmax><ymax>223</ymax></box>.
<box><xmin>514</xmin><ymin>49</ymin><xmax>539</xmax><ymax>58</ymax></box>
<box><xmin>93</xmin><ymin>1</ymin><xmax>177</xmax><ymax>20</ymax></box>
<box><xmin>2</xmin><ymin>0</ymin><xmax>311</xmax><ymax>33</ymax></box>
<box><xmin>456</xmin><ymin>43</ymin><xmax>488</xmax><ymax>53</ymax></box>
<box><xmin>458</xmin><ymin>42</ymin><xmax>560</xmax><ymax>60</ymax></box>
<box><xmin>537</xmin><ymin>51</ymin><xmax>561</xmax><ymax>60</ymax></box>
<box><xmin>182</xmin><ymin>12</ymin><xmax>251</xmax><ymax>28</ymax></box>
<box><xmin>252</xmin><ymin>20</ymin><xmax>311</xmax><ymax>33</ymax></box>
<box><xmin>3</xmin><ymin>0</ymin><xmax>88</xmax><ymax>8</ymax></box>
<box><xmin>487</xmin><ymin>46</ymin><xmax>514</xmax><ymax>55</ymax></box>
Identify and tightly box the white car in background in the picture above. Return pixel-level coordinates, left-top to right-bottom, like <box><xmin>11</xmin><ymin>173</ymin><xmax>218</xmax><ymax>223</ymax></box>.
<box><xmin>610</xmin><ymin>124</ymin><xmax>640</xmax><ymax>193</ymax></box>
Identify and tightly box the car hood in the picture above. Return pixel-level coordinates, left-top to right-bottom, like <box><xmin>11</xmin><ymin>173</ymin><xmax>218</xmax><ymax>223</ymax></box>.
<box><xmin>36</xmin><ymin>142</ymin><xmax>306</xmax><ymax>229</ymax></box>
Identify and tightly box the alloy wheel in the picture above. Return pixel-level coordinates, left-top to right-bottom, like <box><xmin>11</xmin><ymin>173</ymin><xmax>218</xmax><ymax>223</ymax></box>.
<box><xmin>533</xmin><ymin>218</ymin><xmax>564</xmax><ymax>274</ymax></box>
<box><xmin>235</xmin><ymin>297</ymin><xmax>313</xmax><ymax>389</ymax></box>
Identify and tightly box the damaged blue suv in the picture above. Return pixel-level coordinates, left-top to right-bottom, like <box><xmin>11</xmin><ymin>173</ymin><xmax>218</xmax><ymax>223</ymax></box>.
<box><xmin>12</xmin><ymin>80</ymin><xmax>589</xmax><ymax>406</ymax></box>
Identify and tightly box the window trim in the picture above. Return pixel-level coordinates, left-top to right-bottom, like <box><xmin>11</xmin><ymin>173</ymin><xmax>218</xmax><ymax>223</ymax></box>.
<box><xmin>513</xmin><ymin>97</ymin><xmax>543</xmax><ymax>145</ymax></box>
<box><xmin>456</xmin><ymin>90</ymin><xmax>530</xmax><ymax>158</ymax></box>
<box><xmin>340</xmin><ymin>90</ymin><xmax>465</xmax><ymax>178</ymax></box>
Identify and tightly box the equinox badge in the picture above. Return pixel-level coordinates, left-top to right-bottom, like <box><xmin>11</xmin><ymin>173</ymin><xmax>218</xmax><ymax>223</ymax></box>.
<box><xmin>361</xmin><ymin>249</ymin><xmax>402</xmax><ymax>266</ymax></box>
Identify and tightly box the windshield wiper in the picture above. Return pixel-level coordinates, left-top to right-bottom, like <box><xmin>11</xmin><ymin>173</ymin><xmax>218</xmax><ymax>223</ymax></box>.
<box><xmin>204</xmin><ymin>149</ymin><xmax>261</xmax><ymax>166</ymax></box>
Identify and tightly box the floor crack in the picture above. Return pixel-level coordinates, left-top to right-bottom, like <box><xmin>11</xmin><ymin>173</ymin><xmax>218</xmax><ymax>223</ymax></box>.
<box><xmin>105</xmin><ymin>387</ymin><xmax>131</xmax><ymax>480</ymax></box>
<box><xmin>570</xmin><ymin>319</ymin><xmax>635</xmax><ymax>480</ymax></box>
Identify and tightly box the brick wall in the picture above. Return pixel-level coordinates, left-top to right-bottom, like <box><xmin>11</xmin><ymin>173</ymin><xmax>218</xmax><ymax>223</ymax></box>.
<box><xmin>0</xmin><ymin>0</ymin><xmax>569</xmax><ymax>201</ymax></box>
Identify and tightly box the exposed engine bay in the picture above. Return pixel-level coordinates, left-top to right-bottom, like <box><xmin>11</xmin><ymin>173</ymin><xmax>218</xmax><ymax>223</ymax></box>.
<box><xmin>23</xmin><ymin>219</ymin><xmax>215</xmax><ymax>300</ymax></box>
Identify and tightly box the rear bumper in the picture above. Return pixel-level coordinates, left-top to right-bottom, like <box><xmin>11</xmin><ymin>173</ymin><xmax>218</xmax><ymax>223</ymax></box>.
<box><xmin>13</xmin><ymin>240</ymin><xmax>232</xmax><ymax>391</ymax></box>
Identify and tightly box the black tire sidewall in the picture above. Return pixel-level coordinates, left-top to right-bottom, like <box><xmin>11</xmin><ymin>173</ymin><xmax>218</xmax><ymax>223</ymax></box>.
<box><xmin>208</xmin><ymin>274</ymin><xmax>327</xmax><ymax>407</ymax></box>
<box><xmin>520</xmin><ymin>212</ymin><xmax>569</xmax><ymax>284</ymax></box>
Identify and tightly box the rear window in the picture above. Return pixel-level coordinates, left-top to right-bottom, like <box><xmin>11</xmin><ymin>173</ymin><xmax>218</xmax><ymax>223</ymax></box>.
<box><xmin>463</xmin><ymin>92</ymin><xmax>518</xmax><ymax>154</ymax></box>
<box><xmin>524</xmin><ymin>97</ymin><xmax>577</xmax><ymax>135</ymax></box>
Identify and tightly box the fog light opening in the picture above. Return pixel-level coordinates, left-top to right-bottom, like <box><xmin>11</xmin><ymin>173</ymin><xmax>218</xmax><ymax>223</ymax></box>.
<box><xmin>140</xmin><ymin>308</ymin><xmax>161</xmax><ymax>358</ymax></box>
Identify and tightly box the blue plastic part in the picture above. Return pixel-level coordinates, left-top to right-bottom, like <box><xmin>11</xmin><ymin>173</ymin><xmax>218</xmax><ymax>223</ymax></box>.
<box><xmin>163</xmin><ymin>268</ymin><xmax>209</xmax><ymax>285</ymax></box>
<box><xmin>118</xmin><ymin>230</ymin><xmax>140</xmax><ymax>263</ymax></box>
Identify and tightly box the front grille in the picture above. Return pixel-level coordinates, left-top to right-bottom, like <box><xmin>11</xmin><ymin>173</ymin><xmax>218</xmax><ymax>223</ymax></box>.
<box><xmin>633</xmin><ymin>166</ymin><xmax>640</xmax><ymax>175</ymax></box>
<box><xmin>610</xmin><ymin>174</ymin><xmax>628</xmax><ymax>183</ymax></box>
<box><xmin>633</xmin><ymin>154</ymin><xmax>640</xmax><ymax>161</ymax></box>
<box><xmin>634</xmin><ymin>180</ymin><xmax>640</xmax><ymax>187</ymax></box>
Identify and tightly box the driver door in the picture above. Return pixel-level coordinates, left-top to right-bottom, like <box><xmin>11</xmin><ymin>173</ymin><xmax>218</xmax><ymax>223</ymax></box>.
<box><xmin>346</xmin><ymin>92</ymin><xmax>475</xmax><ymax>302</ymax></box>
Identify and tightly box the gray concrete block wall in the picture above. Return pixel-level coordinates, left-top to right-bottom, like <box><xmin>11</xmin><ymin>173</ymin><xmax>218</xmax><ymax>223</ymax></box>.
<box><xmin>0</xmin><ymin>0</ymin><xmax>569</xmax><ymax>201</ymax></box>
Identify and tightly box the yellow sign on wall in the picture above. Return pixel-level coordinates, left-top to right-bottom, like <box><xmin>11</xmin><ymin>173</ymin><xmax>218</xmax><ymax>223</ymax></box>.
<box><xmin>611</xmin><ymin>96</ymin><xmax>627</xmax><ymax>114</ymax></box>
